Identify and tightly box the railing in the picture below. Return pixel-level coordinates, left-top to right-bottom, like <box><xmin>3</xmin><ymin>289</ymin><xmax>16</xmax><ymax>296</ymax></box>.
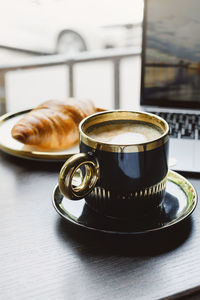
<box><xmin>0</xmin><ymin>47</ymin><xmax>141</xmax><ymax>114</ymax></box>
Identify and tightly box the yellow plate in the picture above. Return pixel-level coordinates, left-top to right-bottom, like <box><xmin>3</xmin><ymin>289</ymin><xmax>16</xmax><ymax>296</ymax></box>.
<box><xmin>0</xmin><ymin>109</ymin><xmax>79</xmax><ymax>161</ymax></box>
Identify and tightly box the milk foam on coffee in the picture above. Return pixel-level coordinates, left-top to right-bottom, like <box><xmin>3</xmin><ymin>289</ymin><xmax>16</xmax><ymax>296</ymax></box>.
<box><xmin>88</xmin><ymin>121</ymin><xmax>163</xmax><ymax>144</ymax></box>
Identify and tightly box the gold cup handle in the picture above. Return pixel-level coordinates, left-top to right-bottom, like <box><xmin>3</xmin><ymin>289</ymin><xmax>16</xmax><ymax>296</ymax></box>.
<box><xmin>58</xmin><ymin>153</ymin><xmax>100</xmax><ymax>200</ymax></box>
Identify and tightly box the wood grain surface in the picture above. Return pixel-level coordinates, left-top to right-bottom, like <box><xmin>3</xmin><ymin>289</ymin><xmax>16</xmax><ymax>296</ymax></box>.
<box><xmin>1</xmin><ymin>151</ymin><xmax>200</xmax><ymax>300</ymax></box>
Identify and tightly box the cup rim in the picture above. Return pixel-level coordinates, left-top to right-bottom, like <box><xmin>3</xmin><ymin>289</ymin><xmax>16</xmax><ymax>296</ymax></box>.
<box><xmin>79</xmin><ymin>110</ymin><xmax>169</xmax><ymax>153</ymax></box>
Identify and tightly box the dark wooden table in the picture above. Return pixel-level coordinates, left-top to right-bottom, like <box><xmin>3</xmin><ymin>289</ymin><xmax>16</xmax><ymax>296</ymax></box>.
<box><xmin>1</xmin><ymin>150</ymin><xmax>200</xmax><ymax>300</ymax></box>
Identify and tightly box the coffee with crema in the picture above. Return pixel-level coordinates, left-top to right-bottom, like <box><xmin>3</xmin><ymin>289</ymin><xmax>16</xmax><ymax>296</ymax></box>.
<box><xmin>87</xmin><ymin>121</ymin><xmax>163</xmax><ymax>145</ymax></box>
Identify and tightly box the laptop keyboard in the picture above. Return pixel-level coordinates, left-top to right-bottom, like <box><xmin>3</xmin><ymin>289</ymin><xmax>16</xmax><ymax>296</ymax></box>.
<box><xmin>149</xmin><ymin>112</ymin><xmax>200</xmax><ymax>140</ymax></box>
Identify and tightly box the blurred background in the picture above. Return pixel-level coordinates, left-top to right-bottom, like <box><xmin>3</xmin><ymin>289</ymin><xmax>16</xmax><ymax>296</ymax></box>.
<box><xmin>0</xmin><ymin>0</ymin><xmax>143</xmax><ymax>113</ymax></box>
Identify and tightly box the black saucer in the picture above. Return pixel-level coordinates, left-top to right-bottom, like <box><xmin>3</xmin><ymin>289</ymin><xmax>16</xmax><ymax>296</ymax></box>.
<box><xmin>52</xmin><ymin>170</ymin><xmax>197</xmax><ymax>234</ymax></box>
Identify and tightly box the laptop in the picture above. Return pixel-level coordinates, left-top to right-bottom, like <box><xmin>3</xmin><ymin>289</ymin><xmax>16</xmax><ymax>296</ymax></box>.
<box><xmin>140</xmin><ymin>0</ymin><xmax>200</xmax><ymax>173</ymax></box>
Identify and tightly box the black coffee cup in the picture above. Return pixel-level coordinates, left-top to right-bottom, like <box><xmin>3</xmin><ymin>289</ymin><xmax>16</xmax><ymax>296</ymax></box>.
<box><xmin>59</xmin><ymin>110</ymin><xmax>169</xmax><ymax>219</ymax></box>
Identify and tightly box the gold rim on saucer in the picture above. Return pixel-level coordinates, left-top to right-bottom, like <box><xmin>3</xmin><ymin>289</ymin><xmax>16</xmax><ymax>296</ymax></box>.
<box><xmin>52</xmin><ymin>170</ymin><xmax>197</xmax><ymax>234</ymax></box>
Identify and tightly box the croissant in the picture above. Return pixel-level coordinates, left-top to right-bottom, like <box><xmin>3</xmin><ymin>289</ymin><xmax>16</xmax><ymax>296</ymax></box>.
<box><xmin>11</xmin><ymin>98</ymin><xmax>100</xmax><ymax>150</ymax></box>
